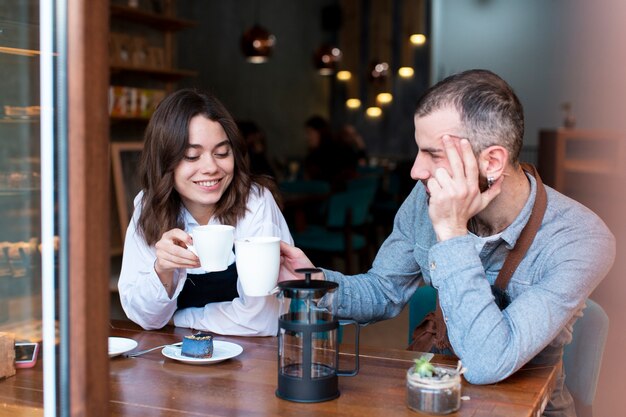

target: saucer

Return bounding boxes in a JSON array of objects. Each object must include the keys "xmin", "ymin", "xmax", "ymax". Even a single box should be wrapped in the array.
[
  {"xmin": 108, "ymin": 337, "xmax": 138, "ymax": 358},
  {"xmin": 162, "ymin": 341, "xmax": 243, "ymax": 365}
]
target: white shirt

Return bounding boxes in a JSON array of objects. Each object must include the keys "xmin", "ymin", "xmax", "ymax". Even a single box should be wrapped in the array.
[{"xmin": 117, "ymin": 185, "xmax": 293, "ymax": 336}]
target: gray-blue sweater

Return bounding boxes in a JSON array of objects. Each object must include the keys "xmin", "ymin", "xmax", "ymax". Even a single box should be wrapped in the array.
[{"xmin": 322, "ymin": 173, "xmax": 615, "ymax": 417}]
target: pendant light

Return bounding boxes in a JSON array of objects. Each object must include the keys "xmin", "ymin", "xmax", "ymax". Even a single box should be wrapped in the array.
[
  {"xmin": 313, "ymin": 4, "xmax": 343, "ymax": 75},
  {"xmin": 367, "ymin": 0, "xmax": 393, "ymax": 114},
  {"xmin": 398, "ymin": 0, "xmax": 426, "ymax": 77},
  {"xmin": 313, "ymin": 43, "xmax": 342, "ymax": 75},
  {"xmin": 241, "ymin": 24, "xmax": 276, "ymax": 63},
  {"xmin": 337, "ymin": 0, "xmax": 361, "ymax": 109},
  {"xmin": 241, "ymin": 1, "xmax": 276, "ymax": 64}
]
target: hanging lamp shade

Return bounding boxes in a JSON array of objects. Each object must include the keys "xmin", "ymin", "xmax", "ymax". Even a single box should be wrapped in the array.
[
  {"xmin": 313, "ymin": 43, "xmax": 342, "ymax": 75},
  {"xmin": 338, "ymin": 0, "xmax": 361, "ymax": 108},
  {"xmin": 368, "ymin": 59, "xmax": 390, "ymax": 82},
  {"xmin": 368, "ymin": 0, "xmax": 393, "ymax": 109},
  {"xmin": 240, "ymin": 24, "xmax": 276, "ymax": 63},
  {"xmin": 407, "ymin": 0, "xmax": 427, "ymax": 47},
  {"xmin": 365, "ymin": 60, "xmax": 385, "ymax": 117},
  {"xmin": 398, "ymin": 0, "xmax": 426, "ymax": 77},
  {"xmin": 368, "ymin": 59, "xmax": 393, "ymax": 106}
]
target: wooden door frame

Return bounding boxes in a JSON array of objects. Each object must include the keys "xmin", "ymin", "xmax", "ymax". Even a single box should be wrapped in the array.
[{"xmin": 68, "ymin": 0, "xmax": 110, "ymax": 415}]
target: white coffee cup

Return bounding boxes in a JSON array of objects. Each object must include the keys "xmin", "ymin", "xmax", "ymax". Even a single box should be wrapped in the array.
[
  {"xmin": 188, "ymin": 225, "xmax": 235, "ymax": 272},
  {"xmin": 235, "ymin": 236, "xmax": 281, "ymax": 297}
]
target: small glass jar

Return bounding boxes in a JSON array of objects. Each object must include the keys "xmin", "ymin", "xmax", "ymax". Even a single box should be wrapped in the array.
[{"xmin": 406, "ymin": 365, "xmax": 461, "ymax": 415}]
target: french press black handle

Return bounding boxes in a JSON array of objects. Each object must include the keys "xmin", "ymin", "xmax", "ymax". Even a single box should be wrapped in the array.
[{"xmin": 337, "ymin": 319, "xmax": 359, "ymax": 377}]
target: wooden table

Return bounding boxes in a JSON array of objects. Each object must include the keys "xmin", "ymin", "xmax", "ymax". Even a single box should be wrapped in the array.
[{"xmin": 1, "ymin": 320, "xmax": 557, "ymax": 416}]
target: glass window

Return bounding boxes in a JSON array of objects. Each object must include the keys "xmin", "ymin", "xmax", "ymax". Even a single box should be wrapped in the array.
[
  {"xmin": 0, "ymin": 2, "xmax": 46, "ymax": 345},
  {"xmin": 0, "ymin": 1, "xmax": 65, "ymax": 414}
]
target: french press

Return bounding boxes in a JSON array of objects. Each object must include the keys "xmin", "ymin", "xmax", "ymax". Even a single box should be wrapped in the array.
[{"xmin": 276, "ymin": 268, "xmax": 359, "ymax": 403}]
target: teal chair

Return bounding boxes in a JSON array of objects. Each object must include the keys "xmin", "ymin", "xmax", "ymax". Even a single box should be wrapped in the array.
[
  {"xmin": 280, "ymin": 179, "xmax": 331, "ymax": 229},
  {"xmin": 407, "ymin": 285, "xmax": 437, "ymax": 345},
  {"xmin": 356, "ymin": 165, "xmax": 385, "ymax": 177},
  {"xmin": 563, "ymin": 299, "xmax": 609, "ymax": 417},
  {"xmin": 292, "ymin": 187, "xmax": 375, "ymax": 274},
  {"xmin": 370, "ymin": 170, "xmax": 405, "ymax": 246},
  {"xmin": 346, "ymin": 176, "xmax": 379, "ymax": 214},
  {"xmin": 347, "ymin": 175, "xmax": 381, "ymax": 250}
]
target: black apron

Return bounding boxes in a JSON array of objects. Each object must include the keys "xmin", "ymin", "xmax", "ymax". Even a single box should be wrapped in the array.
[{"xmin": 177, "ymin": 261, "xmax": 239, "ymax": 309}]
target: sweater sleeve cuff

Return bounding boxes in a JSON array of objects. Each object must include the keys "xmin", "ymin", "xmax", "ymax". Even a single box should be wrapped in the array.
[{"xmin": 428, "ymin": 234, "xmax": 481, "ymax": 288}]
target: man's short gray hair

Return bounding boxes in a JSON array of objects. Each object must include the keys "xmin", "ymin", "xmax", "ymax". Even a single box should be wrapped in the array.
[{"xmin": 415, "ymin": 69, "xmax": 524, "ymax": 166}]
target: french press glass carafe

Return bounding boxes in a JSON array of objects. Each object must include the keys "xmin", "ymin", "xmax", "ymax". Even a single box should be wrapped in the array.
[{"xmin": 276, "ymin": 268, "xmax": 359, "ymax": 402}]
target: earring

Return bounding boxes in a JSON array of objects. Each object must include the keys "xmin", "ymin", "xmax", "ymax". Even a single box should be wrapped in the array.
[{"xmin": 487, "ymin": 177, "xmax": 495, "ymax": 188}]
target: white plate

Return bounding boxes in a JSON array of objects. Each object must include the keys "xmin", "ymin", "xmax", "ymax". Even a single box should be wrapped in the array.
[
  {"xmin": 161, "ymin": 340, "xmax": 243, "ymax": 365},
  {"xmin": 108, "ymin": 337, "xmax": 138, "ymax": 358}
]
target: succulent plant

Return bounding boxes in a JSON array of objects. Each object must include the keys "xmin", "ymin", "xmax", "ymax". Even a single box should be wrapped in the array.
[{"xmin": 413, "ymin": 355, "xmax": 436, "ymax": 378}]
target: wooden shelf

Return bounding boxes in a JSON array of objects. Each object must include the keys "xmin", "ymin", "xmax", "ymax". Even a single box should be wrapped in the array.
[
  {"xmin": 110, "ymin": 115, "xmax": 150, "ymax": 123},
  {"xmin": 563, "ymin": 159, "xmax": 615, "ymax": 175},
  {"xmin": 110, "ymin": 5, "xmax": 197, "ymax": 31},
  {"xmin": 538, "ymin": 128, "xmax": 625, "ymax": 192},
  {"xmin": 0, "ymin": 118, "xmax": 39, "ymax": 124},
  {"xmin": 0, "ymin": 188, "xmax": 40, "ymax": 196},
  {"xmin": 110, "ymin": 64, "xmax": 197, "ymax": 81}
]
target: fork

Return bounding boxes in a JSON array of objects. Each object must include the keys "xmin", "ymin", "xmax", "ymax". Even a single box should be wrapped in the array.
[{"xmin": 124, "ymin": 342, "xmax": 182, "ymax": 358}]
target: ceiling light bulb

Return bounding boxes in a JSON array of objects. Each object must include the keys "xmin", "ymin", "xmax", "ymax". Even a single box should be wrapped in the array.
[
  {"xmin": 337, "ymin": 71, "xmax": 352, "ymax": 81},
  {"xmin": 346, "ymin": 98, "xmax": 361, "ymax": 109},
  {"xmin": 366, "ymin": 107, "xmax": 382, "ymax": 118},
  {"xmin": 377, "ymin": 93, "xmax": 393, "ymax": 105},
  {"xmin": 398, "ymin": 67, "xmax": 414, "ymax": 78},
  {"xmin": 410, "ymin": 34, "xmax": 427, "ymax": 46}
]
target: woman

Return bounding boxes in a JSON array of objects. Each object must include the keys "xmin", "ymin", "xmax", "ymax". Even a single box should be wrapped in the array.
[{"xmin": 118, "ymin": 89, "xmax": 293, "ymax": 335}]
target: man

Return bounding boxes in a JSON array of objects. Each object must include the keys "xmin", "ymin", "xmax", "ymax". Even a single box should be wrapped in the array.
[{"xmin": 279, "ymin": 69, "xmax": 615, "ymax": 417}]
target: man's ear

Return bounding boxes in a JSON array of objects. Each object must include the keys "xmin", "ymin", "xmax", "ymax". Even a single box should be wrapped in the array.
[{"xmin": 479, "ymin": 145, "xmax": 508, "ymax": 180}]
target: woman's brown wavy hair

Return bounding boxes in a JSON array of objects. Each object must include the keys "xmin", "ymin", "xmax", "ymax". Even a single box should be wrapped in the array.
[{"xmin": 137, "ymin": 89, "xmax": 279, "ymax": 246}]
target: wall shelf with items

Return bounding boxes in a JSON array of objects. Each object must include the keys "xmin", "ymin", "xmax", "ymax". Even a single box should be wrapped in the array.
[
  {"xmin": 109, "ymin": 86, "xmax": 166, "ymax": 120},
  {"xmin": 108, "ymin": 0, "xmax": 197, "ymax": 120},
  {"xmin": 108, "ymin": 1, "xmax": 197, "ymax": 262},
  {"xmin": 109, "ymin": 1, "xmax": 197, "ymax": 86}
]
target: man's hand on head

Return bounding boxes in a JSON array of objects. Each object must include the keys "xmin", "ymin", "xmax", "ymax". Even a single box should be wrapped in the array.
[{"xmin": 427, "ymin": 135, "xmax": 503, "ymax": 241}]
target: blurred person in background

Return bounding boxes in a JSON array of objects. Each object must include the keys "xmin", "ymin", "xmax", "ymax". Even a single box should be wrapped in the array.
[
  {"xmin": 338, "ymin": 123, "xmax": 368, "ymax": 167},
  {"xmin": 303, "ymin": 115, "xmax": 357, "ymax": 190},
  {"xmin": 237, "ymin": 120, "xmax": 277, "ymax": 179}
]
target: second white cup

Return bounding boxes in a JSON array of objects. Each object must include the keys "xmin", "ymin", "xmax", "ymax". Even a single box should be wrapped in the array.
[
  {"xmin": 235, "ymin": 236, "xmax": 281, "ymax": 297},
  {"xmin": 189, "ymin": 225, "xmax": 235, "ymax": 272}
]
